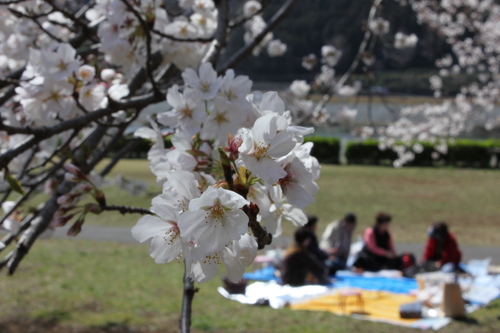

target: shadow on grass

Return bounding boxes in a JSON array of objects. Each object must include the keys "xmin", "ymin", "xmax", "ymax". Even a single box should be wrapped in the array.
[
  {"xmin": 0, "ymin": 316, "xmax": 178, "ymax": 333},
  {"xmin": 453, "ymin": 316, "xmax": 480, "ymax": 325}
]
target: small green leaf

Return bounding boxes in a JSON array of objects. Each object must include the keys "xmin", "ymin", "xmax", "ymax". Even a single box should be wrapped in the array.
[{"xmin": 5, "ymin": 171, "xmax": 25, "ymax": 195}]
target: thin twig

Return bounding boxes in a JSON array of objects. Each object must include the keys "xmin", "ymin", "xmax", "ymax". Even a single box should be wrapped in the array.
[
  {"xmin": 100, "ymin": 205, "xmax": 152, "ymax": 215},
  {"xmin": 219, "ymin": 0, "xmax": 300, "ymax": 73},
  {"xmin": 120, "ymin": 0, "xmax": 161, "ymax": 97},
  {"xmin": 100, "ymin": 139, "xmax": 141, "ymax": 177},
  {"xmin": 151, "ymin": 28, "xmax": 214, "ymax": 43},
  {"xmin": 0, "ymin": 92, "xmax": 163, "ymax": 170}
]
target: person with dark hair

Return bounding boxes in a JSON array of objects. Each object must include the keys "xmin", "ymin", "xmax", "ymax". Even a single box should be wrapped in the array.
[
  {"xmin": 320, "ymin": 213, "xmax": 357, "ymax": 274},
  {"xmin": 421, "ymin": 222, "xmax": 462, "ymax": 272},
  {"xmin": 303, "ymin": 215, "xmax": 329, "ymax": 263},
  {"xmin": 353, "ymin": 212, "xmax": 400, "ymax": 272},
  {"xmin": 280, "ymin": 228, "xmax": 329, "ymax": 287}
]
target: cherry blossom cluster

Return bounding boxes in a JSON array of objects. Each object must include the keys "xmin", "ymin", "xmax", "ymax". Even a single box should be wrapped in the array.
[
  {"xmin": 282, "ymin": 0, "xmax": 500, "ymax": 167},
  {"xmin": 0, "ymin": 0, "xmax": 300, "ymax": 279},
  {"xmin": 242, "ymin": 0, "xmax": 287, "ymax": 57},
  {"xmin": 374, "ymin": 0, "xmax": 500, "ymax": 166},
  {"xmin": 132, "ymin": 62, "xmax": 319, "ymax": 283}
]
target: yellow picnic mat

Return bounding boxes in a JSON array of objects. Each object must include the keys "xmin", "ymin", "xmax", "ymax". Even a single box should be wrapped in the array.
[{"xmin": 290, "ymin": 289, "xmax": 419, "ymax": 326}]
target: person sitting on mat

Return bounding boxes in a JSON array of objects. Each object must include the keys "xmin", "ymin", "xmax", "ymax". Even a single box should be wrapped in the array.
[
  {"xmin": 302, "ymin": 215, "xmax": 329, "ymax": 263},
  {"xmin": 320, "ymin": 213, "xmax": 357, "ymax": 275},
  {"xmin": 280, "ymin": 228, "xmax": 329, "ymax": 286},
  {"xmin": 353, "ymin": 212, "xmax": 401, "ymax": 272},
  {"xmin": 421, "ymin": 222, "xmax": 462, "ymax": 272}
]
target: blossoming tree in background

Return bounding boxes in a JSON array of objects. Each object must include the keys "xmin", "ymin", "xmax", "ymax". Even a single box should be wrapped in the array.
[
  {"xmin": 0, "ymin": 0, "xmax": 499, "ymax": 332},
  {"xmin": 285, "ymin": 0, "xmax": 500, "ymax": 166}
]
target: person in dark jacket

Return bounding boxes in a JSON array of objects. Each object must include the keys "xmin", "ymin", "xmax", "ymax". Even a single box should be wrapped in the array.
[
  {"xmin": 281, "ymin": 228, "xmax": 329, "ymax": 287},
  {"xmin": 302, "ymin": 215, "xmax": 329, "ymax": 262},
  {"xmin": 353, "ymin": 212, "xmax": 401, "ymax": 272},
  {"xmin": 421, "ymin": 222, "xmax": 462, "ymax": 272}
]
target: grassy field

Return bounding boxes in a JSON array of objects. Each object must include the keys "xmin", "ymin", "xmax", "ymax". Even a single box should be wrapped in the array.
[
  {"xmin": 1, "ymin": 239, "xmax": 499, "ymax": 333},
  {"xmin": 93, "ymin": 159, "xmax": 500, "ymax": 246},
  {"xmin": 1, "ymin": 161, "xmax": 499, "ymax": 332}
]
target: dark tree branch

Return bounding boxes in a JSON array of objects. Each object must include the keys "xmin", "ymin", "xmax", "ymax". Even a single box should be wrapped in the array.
[
  {"xmin": 120, "ymin": 0, "xmax": 161, "ymax": 97},
  {"xmin": 151, "ymin": 28, "xmax": 214, "ymax": 43},
  {"xmin": 0, "ymin": 0, "xmax": 27, "ymax": 4},
  {"xmin": 0, "ymin": 92, "xmax": 164, "ymax": 170},
  {"xmin": 180, "ymin": 261, "xmax": 198, "ymax": 333},
  {"xmin": 0, "ymin": 67, "xmax": 25, "ymax": 90},
  {"xmin": 100, "ymin": 205, "xmax": 152, "ymax": 215},
  {"xmin": 203, "ymin": 0, "xmax": 230, "ymax": 66},
  {"xmin": 0, "ymin": 87, "xmax": 16, "ymax": 109},
  {"xmin": 0, "ymin": 213, "xmax": 36, "ymax": 252},
  {"xmin": 243, "ymin": 204, "xmax": 272, "ymax": 250},
  {"xmin": 24, "ymin": 129, "xmax": 77, "ymax": 175},
  {"xmin": 100, "ymin": 138, "xmax": 141, "ymax": 177},
  {"xmin": 128, "ymin": 52, "xmax": 163, "ymax": 95},
  {"xmin": 8, "ymin": 8, "xmax": 66, "ymax": 43},
  {"xmin": 313, "ymin": 0, "xmax": 382, "ymax": 115},
  {"xmin": 44, "ymin": 0, "xmax": 89, "ymax": 29},
  {"xmin": 227, "ymin": 0, "xmax": 274, "ymax": 28},
  {"xmin": 3, "ymin": 123, "xmax": 109, "ymax": 274},
  {"xmin": 219, "ymin": 0, "xmax": 300, "ymax": 73},
  {"xmin": 0, "ymin": 187, "xmax": 36, "ymax": 230}
]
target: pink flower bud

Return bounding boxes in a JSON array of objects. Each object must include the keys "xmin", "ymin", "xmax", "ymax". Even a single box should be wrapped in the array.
[
  {"xmin": 78, "ymin": 183, "xmax": 93, "ymax": 192},
  {"xmin": 64, "ymin": 163, "xmax": 81, "ymax": 176},
  {"xmin": 44, "ymin": 179, "xmax": 58, "ymax": 195},
  {"xmin": 64, "ymin": 164, "xmax": 88, "ymax": 181},
  {"xmin": 64, "ymin": 172, "xmax": 79, "ymax": 182},
  {"xmin": 57, "ymin": 195, "xmax": 72, "ymax": 205},
  {"xmin": 67, "ymin": 216, "xmax": 85, "ymax": 237},
  {"xmin": 51, "ymin": 214, "xmax": 75, "ymax": 227}
]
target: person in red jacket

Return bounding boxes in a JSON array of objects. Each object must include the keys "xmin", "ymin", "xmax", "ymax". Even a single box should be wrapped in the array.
[{"xmin": 422, "ymin": 222, "xmax": 462, "ymax": 272}]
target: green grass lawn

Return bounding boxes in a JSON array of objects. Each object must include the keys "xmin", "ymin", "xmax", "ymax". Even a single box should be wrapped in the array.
[
  {"xmin": 1, "ymin": 239, "xmax": 500, "ymax": 333},
  {"xmin": 93, "ymin": 159, "xmax": 500, "ymax": 246}
]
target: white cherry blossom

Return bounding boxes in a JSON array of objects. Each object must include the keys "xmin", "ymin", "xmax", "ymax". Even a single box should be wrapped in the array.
[
  {"xmin": 132, "ymin": 201, "xmax": 183, "ymax": 263},
  {"xmin": 182, "ymin": 62, "xmax": 223, "ymax": 100},
  {"xmin": 178, "ymin": 186, "xmax": 249, "ymax": 255}
]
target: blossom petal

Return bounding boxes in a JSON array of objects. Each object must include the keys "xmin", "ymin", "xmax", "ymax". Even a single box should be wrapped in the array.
[
  {"xmin": 131, "ymin": 215, "xmax": 169, "ymax": 243},
  {"xmin": 259, "ymin": 91, "xmax": 285, "ymax": 114},
  {"xmin": 150, "ymin": 232, "xmax": 182, "ymax": 263},
  {"xmin": 283, "ymin": 182, "xmax": 315, "ymax": 207},
  {"xmin": 254, "ymin": 156, "xmax": 287, "ymax": 184},
  {"xmin": 267, "ymin": 130, "xmax": 296, "ymax": 158}
]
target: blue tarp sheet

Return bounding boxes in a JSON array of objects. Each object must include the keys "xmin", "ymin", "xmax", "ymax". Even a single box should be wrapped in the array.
[{"xmin": 243, "ymin": 267, "xmax": 418, "ymax": 294}]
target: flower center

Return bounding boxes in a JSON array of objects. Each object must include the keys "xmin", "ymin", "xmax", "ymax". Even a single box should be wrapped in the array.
[
  {"xmin": 180, "ymin": 106, "xmax": 193, "ymax": 118},
  {"xmin": 253, "ymin": 141, "xmax": 270, "ymax": 159},
  {"xmin": 205, "ymin": 199, "xmax": 228, "ymax": 225},
  {"xmin": 215, "ymin": 111, "xmax": 228, "ymax": 124},
  {"xmin": 164, "ymin": 223, "xmax": 180, "ymax": 245},
  {"xmin": 58, "ymin": 60, "xmax": 68, "ymax": 71},
  {"xmin": 200, "ymin": 81, "xmax": 210, "ymax": 93},
  {"xmin": 203, "ymin": 253, "xmax": 221, "ymax": 265},
  {"xmin": 225, "ymin": 89, "xmax": 236, "ymax": 101},
  {"xmin": 277, "ymin": 171, "xmax": 293, "ymax": 185}
]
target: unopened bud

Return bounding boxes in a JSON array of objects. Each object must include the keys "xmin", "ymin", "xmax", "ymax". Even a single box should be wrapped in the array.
[
  {"xmin": 64, "ymin": 164, "xmax": 88, "ymax": 181},
  {"xmin": 67, "ymin": 216, "xmax": 85, "ymax": 237},
  {"xmin": 52, "ymin": 213, "xmax": 75, "ymax": 227},
  {"xmin": 94, "ymin": 189, "xmax": 106, "ymax": 206},
  {"xmin": 85, "ymin": 203, "xmax": 102, "ymax": 215}
]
